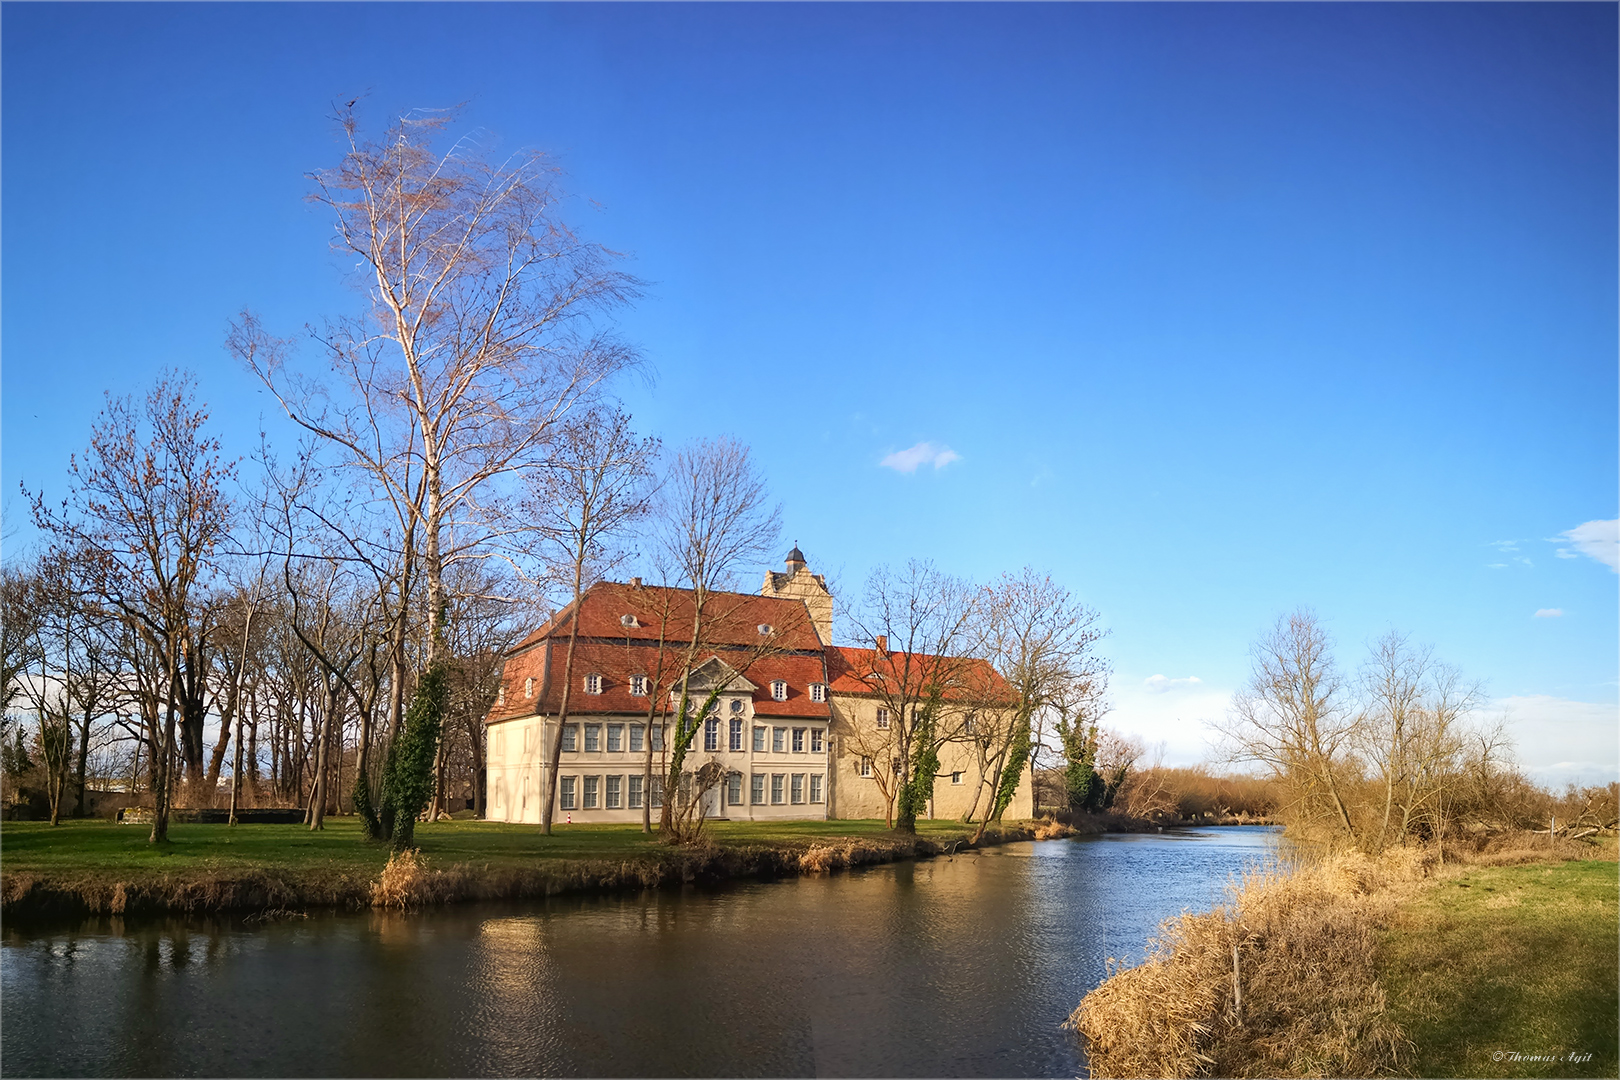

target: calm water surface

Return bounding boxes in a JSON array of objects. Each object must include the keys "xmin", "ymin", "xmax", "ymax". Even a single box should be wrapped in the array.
[{"xmin": 2, "ymin": 828, "xmax": 1279, "ymax": 1077}]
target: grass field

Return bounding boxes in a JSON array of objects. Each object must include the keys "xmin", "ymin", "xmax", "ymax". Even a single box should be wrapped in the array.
[
  {"xmin": 0, "ymin": 815, "xmax": 982, "ymax": 880},
  {"xmin": 1379, "ymin": 857, "xmax": 1619, "ymax": 1079}
]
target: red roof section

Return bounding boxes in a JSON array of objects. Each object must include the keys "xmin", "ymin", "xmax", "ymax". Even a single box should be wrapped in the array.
[
  {"xmin": 489, "ymin": 582, "xmax": 831, "ymax": 723},
  {"xmin": 824, "ymin": 645, "xmax": 1012, "ymax": 705}
]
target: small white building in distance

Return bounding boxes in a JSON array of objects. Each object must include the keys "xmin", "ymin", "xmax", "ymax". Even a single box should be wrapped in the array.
[{"xmin": 483, "ymin": 548, "xmax": 1033, "ymax": 824}]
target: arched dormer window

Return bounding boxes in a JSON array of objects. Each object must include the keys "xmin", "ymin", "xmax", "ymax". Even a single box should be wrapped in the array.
[
  {"xmin": 771, "ymin": 680, "xmax": 788, "ymax": 701},
  {"xmin": 585, "ymin": 673, "xmax": 603, "ymax": 695},
  {"xmin": 524, "ymin": 677, "xmax": 534, "ymax": 699}
]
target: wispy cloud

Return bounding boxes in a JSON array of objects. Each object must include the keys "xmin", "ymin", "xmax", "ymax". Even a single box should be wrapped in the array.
[
  {"xmin": 1533, "ymin": 608, "xmax": 1564, "ymax": 619},
  {"xmin": 879, "ymin": 441, "xmax": 961, "ymax": 474},
  {"xmin": 1486, "ymin": 539, "xmax": 1532, "ymax": 568},
  {"xmin": 1144, "ymin": 674, "xmax": 1203, "ymax": 693},
  {"xmin": 1552, "ymin": 518, "xmax": 1619, "ymax": 572}
]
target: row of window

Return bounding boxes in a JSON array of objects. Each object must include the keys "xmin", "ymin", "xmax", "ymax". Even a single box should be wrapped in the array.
[
  {"xmin": 504, "ymin": 674, "xmax": 828, "ymax": 704},
  {"xmin": 703, "ymin": 720, "xmax": 826, "ymax": 755},
  {"xmin": 855, "ymin": 757, "xmax": 966, "ymax": 786},
  {"xmin": 558, "ymin": 774, "xmax": 665, "ymax": 811}
]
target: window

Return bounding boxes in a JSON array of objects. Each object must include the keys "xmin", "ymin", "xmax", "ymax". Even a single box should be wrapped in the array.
[
  {"xmin": 629, "ymin": 724, "xmax": 645, "ymax": 753},
  {"xmin": 497, "ymin": 684, "xmax": 505, "ymax": 706},
  {"xmin": 630, "ymin": 674, "xmax": 648, "ymax": 697},
  {"xmin": 494, "ymin": 779, "xmax": 504, "ymax": 809},
  {"xmin": 560, "ymin": 776, "xmax": 577, "ymax": 810},
  {"xmin": 523, "ymin": 726, "xmax": 534, "ymax": 753},
  {"xmin": 875, "ymin": 707, "xmax": 890, "ymax": 730},
  {"xmin": 810, "ymin": 774, "xmax": 824, "ymax": 803},
  {"xmin": 561, "ymin": 725, "xmax": 578, "ymax": 753},
  {"xmin": 606, "ymin": 775, "xmax": 623, "ymax": 808},
  {"xmin": 585, "ymin": 673, "xmax": 603, "ymax": 695},
  {"xmin": 951, "ymin": 771, "xmax": 964, "ymax": 785},
  {"xmin": 791, "ymin": 728, "xmax": 805, "ymax": 753},
  {"xmin": 584, "ymin": 724, "xmax": 601, "ymax": 752},
  {"xmin": 727, "ymin": 773, "xmax": 743, "ymax": 806},
  {"xmin": 771, "ymin": 774, "xmax": 785, "ymax": 804},
  {"xmin": 628, "ymin": 775, "xmax": 644, "ymax": 809},
  {"xmin": 772, "ymin": 727, "xmax": 786, "ymax": 752},
  {"xmin": 810, "ymin": 728, "xmax": 824, "ymax": 754},
  {"xmin": 771, "ymin": 680, "xmax": 788, "ymax": 701},
  {"xmin": 809, "ymin": 683, "xmax": 826, "ymax": 703},
  {"xmin": 704, "ymin": 717, "xmax": 720, "ymax": 752},
  {"xmin": 752, "ymin": 726, "xmax": 766, "ymax": 752},
  {"xmin": 963, "ymin": 716, "xmax": 976, "ymax": 735},
  {"xmin": 859, "ymin": 756, "xmax": 873, "ymax": 778},
  {"xmin": 729, "ymin": 697, "xmax": 744, "ymax": 715},
  {"xmin": 651, "ymin": 724, "xmax": 665, "ymax": 751},
  {"xmin": 607, "ymin": 724, "xmax": 624, "ymax": 753},
  {"xmin": 791, "ymin": 773, "xmax": 805, "ymax": 804},
  {"xmin": 494, "ymin": 730, "xmax": 505, "ymax": 758},
  {"xmin": 649, "ymin": 776, "xmax": 664, "ymax": 809},
  {"xmin": 524, "ymin": 677, "xmax": 535, "ymax": 699},
  {"xmin": 729, "ymin": 718, "xmax": 744, "ymax": 752},
  {"xmin": 583, "ymin": 776, "xmax": 600, "ymax": 809},
  {"xmin": 751, "ymin": 774, "xmax": 765, "ymax": 805},
  {"xmin": 523, "ymin": 774, "xmax": 531, "ymax": 813}
]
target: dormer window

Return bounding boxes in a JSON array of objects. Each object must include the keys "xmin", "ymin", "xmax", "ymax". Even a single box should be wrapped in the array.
[
  {"xmin": 630, "ymin": 674, "xmax": 648, "ymax": 697},
  {"xmin": 771, "ymin": 680, "xmax": 788, "ymax": 701},
  {"xmin": 524, "ymin": 677, "xmax": 534, "ymax": 700},
  {"xmin": 621, "ymin": 614, "xmax": 640, "ymax": 628},
  {"xmin": 497, "ymin": 684, "xmax": 506, "ymax": 706},
  {"xmin": 809, "ymin": 683, "xmax": 826, "ymax": 703},
  {"xmin": 757, "ymin": 624, "xmax": 774, "ymax": 636},
  {"xmin": 585, "ymin": 673, "xmax": 603, "ymax": 695}
]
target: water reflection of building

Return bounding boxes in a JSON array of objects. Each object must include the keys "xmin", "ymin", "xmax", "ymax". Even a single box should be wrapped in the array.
[{"xmin": 483, "ymin": 549, "xmax": 1032, "ymax": 824}]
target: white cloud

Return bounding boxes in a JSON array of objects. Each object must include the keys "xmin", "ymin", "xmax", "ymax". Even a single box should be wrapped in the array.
[
  {"xmin": 879, "ymin": 441, "xmax": 961, "ymax": 474},
  {"xmin": 1533, "ymin": 608, "xmax": 1564, "ymax": 619},
  {"xmin": 1143, "ymin": 674, "xmax": 1203, "ymax": 693},
  {"xmin": 1552, "ymin": 518, "xmax": 1619, "ymax": 572},
  {"xmin": 1494, "ymin": 696, "xmax": 1620, "ymax": 787}
]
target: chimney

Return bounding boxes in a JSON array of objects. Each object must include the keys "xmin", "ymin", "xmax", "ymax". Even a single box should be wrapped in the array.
[{"xmin": 875, "ymin": 635, "xmax": 888, "ymax": 653}]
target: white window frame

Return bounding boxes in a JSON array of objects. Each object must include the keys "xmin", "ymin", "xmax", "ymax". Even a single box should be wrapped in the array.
[
  {"xmin": 607, "ymin": 724, "xmax": 624, "ymax": 753},
  {"xmin": 628, "ymin": 774, "xmax": 644, "ymax": 809},
  {"xmin": 651, "ymin": 724, "xmax": 665, "ymax": 751},
  {"xmin": 729, "ymin": 697, "xmax": 745, "ymax": 715},
  {"xmin": 770, "ymin": 774, "xmax": 785, "ymax": 804},
  {"xmin": 771, "ymin": 680, "xmax": 788, "ymax": 701},
  {"xmin": 585, "ymin": 673, "xmax": 603, "ymax": 695},
  {"xmin": 875, "ymin": 707, "xmax": 890, "ymax": 730},
  {"xmin": 752, "ymin": 725, "xmax": 766, "ymax": 752},
  {"xmin": 524, "ymin": 677, "xmax": 535, "ymax": 699},
  {"xmin": 727, "ymin": 773, "xmax": 743, "ymax": 806},
  {"xmin": 790, "ymin": 773, "xmax": 805, "ymax": 804},
  {"xmin": 606, "ymin": 774, "xmax": 622, "ymax": 809},
  {"xmin": 560, "ymin": 776, "xmax": 577, "ymax": 810},
  {"xmin": 561, "ymin": 724, "xmax": 578, "ymax": 753},
  {"xmin": 791, "ymin": 727, "xmax": 805, "ymax": 753},
  {"xmin": 810, "ymin": 728, "xmax": 824, "ymax": 754},
  {"xmin": 859, "ymin": 756, "xmax": 873, "ymax": 778},
  {"xmin": 497, "ymin": 684, "xmax": 506, "ymax": 706},
  {"xmin": 810, "ymin": 773, "xmax": 824, "ymax": 803},
  {"xmin": 584, "ymin": 724, "xmax": 601, "ymax": 752},
  {"xmin": 630, "ymin": 674, "xmax": 648, "ymax": 697},
  {"xmin": 951, "ymin": 771, "xmax": 964, "ymax": 785},
  {"xmin": 629, "ymin": 723, "xmax": 645, "ymax": 753},
  {"xmin": 704, "ymin": 717, "xmax": 720, "ymax": 752},
  {"xmin": 729, "ymin": 718, "xmax": 744, "ymax": 752},
  {"xmin": 809, "ymin": 683, "xmax": 826, "ymax": 703},
  {"xmin": 772, "ymin": 727, "xmax": 786, "ymax": 752},
  {"xmin": 751, "ymin": 773, "xmax": 766, "ymax": 804},
  {"xmin": 583, "ymin": 775, "xmax": 600, "ymax": 809}
]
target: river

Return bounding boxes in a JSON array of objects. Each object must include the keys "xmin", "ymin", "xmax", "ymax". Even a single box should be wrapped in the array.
[{"xmin": 2, "ymin": 827, "xmax": 1279, "ymax": 1077}]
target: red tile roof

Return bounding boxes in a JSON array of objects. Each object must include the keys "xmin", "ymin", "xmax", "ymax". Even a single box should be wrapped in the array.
[
  {"xmin": 489, "ymin": 582, "xmax": 831, "ymax": 723},
  {"xmin": 824, "ymin": 645, "xmax": 1011, "ymax": 705}
]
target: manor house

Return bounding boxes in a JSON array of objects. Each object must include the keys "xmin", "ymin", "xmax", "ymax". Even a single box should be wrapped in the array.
[{"xmin": 483, "ymin": 548, "xmax": 1033, "ymax": 824}]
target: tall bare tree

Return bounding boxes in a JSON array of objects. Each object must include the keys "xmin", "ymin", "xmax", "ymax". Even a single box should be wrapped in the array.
[
  {"xmin": 234, "ymin": 105, "xmax": 637, "ymax": 670},
  {"xmin": 29, "ymin": 373, "xmax": 234, "ymax": 842},
  {"xmin": 528, "ymin": 408, "xmax": 658, "ymax": 834},
  {"xmin": 844, "ymin": 561, "xmax": 979, "ymax": 833},
  {"xmin": 1219, "ymin": 610, "xmax": 1358, "ymax": 842}
]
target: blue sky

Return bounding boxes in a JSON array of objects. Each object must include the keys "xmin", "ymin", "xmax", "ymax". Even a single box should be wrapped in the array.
[{"xmin": 4, "ymin": 3, "xmax": 1615, "ymax": 781}]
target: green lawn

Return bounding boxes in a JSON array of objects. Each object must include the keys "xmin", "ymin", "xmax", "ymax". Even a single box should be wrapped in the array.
[
  {"xmin": 1379, "ymin": 858, "xmax": 1620, "ymax": 1079},
  {"xmin": 1, "ymin": 815, "xmax": 983, "ymax": 880}
]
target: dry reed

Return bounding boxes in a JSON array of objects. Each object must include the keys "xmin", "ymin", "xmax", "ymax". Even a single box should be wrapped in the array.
[{"xmin": 1069, "ymin": 848, "xmax": 1435, "ymax": 1078}]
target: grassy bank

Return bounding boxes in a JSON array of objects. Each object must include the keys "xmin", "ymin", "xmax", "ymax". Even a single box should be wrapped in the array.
[
  {"xmin": 1069, "ymin": 840, "xmax": 1618, "ymax": 1079},
  {"xmin": 1380, "ymin": 859, "xmax": 1618, "ymax": 1078},
  {"xmin": 0, "ymin": 816, "xmax": 1043, "ymax": 919}
]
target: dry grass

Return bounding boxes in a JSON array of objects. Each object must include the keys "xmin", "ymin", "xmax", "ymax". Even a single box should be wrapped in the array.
[{"xmin": 1070, "ymin": 848, "xmax": 1434, "ymax": 1079}]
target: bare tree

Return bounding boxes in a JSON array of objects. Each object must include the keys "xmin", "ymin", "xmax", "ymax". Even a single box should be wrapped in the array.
[
  {"xmin": 654, "ymin": 438, "xmax": 780, "ymax": 841},
  {"xmin": 29, "ymin": 373, "xmax": 233, "ymax": 842},
  {"xmin": 968, "ymin": 568, "xmax": 1108, "ymax": 839},
  {"xmin": 528, "ymin": 408, "xmax": 657, "ymax": 834},
  {"xmin": 1218, "ymin": 610, "xmax": 1358, "ymax": 842},
  {"xmin": 234, "ymin": 105, "xmax": 637, "ymax": 671},
  {"xmin": 844, "ymin": 561, "xmax": 979, "ymax": 833}
]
